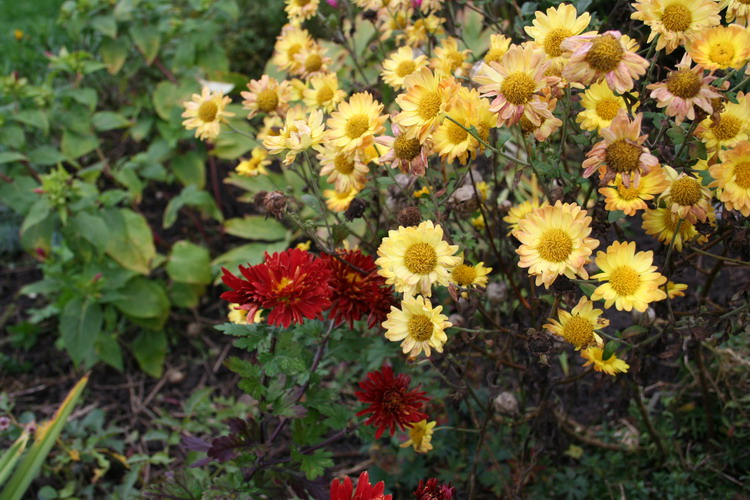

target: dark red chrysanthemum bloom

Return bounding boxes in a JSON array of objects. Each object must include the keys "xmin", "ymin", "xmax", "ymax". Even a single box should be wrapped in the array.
[
  {"xmin": 413, "ymin": 478, "xmax": 456, "ymax": 500},
  {"xmin": 321, "ymin": 249, "xmax": 395, "ymax": 328},
  {"xmin": 330, "ymin": 471, "xmax": 392, "ymax": 500},
  {"xmin": 355, "ymin": 365, "xmax": 429, "ymax": 439},
  {"xmin": 220, "ymin": 248, "xmax": 332, "ymax": 328}
]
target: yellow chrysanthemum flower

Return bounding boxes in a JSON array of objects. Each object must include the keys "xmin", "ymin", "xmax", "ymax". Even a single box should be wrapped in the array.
[
  {"xmin": 503, "ymin": 197, "xmax": 548, "ymax": 235},
  {"xmin": 524, "ymin": 3, "xmax": 592, "ymax": 71},
  {"xmin": 484, "ymin": 34, "xmax": 512, "ymax": 65},
  {"xmin": 381, "ymin": 46, "xmax": 429, "ymax": 91},
  {"xmin": 450, "ymin": 255, "xmax": 492, "ymax": 289},
  {"xmin": 302, "ymin": 73, "xmax": 346, "ymax": 113},
  {"xmin": 659, "ymin": 165, "xmax": 713, "ymax": 223},
  {"xmin": 318, "ymin": 143, "xmax": 369, "ymax": 192},
  {"xmin": 561, "ymin": 30, "xmax": 649, "ymax": 93},
  {"xmin": 431, "ymin": 37, "xmax": 472, "ymax": 77},
  {"xmin": 181, "ymin": 87, "xmax": 234, "ymax": 142},
  {"xmin": 241, "ymin": 75, "xmax": 292, "ymax": 119},
  {"xmin": 394, "ymin": 67, "xmax": 460, "ymax": 143},
  {"xmin": 599, "ymin": 169, "xmax": 669, "ymax": 216},
  {"xmin": 513, "ymin": 201, "xmax": 600, "ymax": 288},
  {"xmin": 293, "ymin": 42, "xmax": 332, "ymax": 79},
  {"xmin": 413, "ymin": 185, "xmax": 431, "ymax": 198},
  {"xmin": 272, "ymin": 24, "xmax": 313, "ymax": 73},
  {"xmin": 326, "ymin": 92, "xmax": 387, "ymax": 153},
  {"xmin": 710, "ymin": 140, "xmax": 750, "ymax": 216},
  {"xmin": 519, "ymin": 93, "xmax": 563, "ymax": 142},
  {"xmin": 576, "ymin": 80, "xmax": 637, "ymax": 132},
  {"xmin": 376, "ymin": 220, "xmax": 461, "ymax": 297},
  {"xmin": 263, "ymin": 108, "xmax": 326, "ymax": 165},
  {"xmin": 686, "ymin": 24, "xmax": 750, "ymax": 70},
  {"xmin": 642, "ymin": 207, "xmax": 707, "ymax": 251},
  {"xmin": 718, "ymin": 0, "xmax": 750, "ymax": 25},
  {"xmin": 285, "ymin": 0, "xmax": 320, "ymax": 24},
  {"xmin": 400, "ymin": 420, "xmax": 437, "ymax": 454},
  {"xmin": 257, "ymin": 115, "xmax": 284, "ymax": 143},
  {"xmin": 403, "ymin": 14, "xmax": 445, "ymax": 47},
  {"xmin": 473, "ymin": 44, "xmax": 557, "ymax": 128},
  {"xmin": 581, "ymin": 346, "xmax": 630, "ymax": 375},
  {"xmin": 631, "ymin": 0, "xmax": 720, "ymax": 53},
  {"xmin": 471, "ymin": 213, "xmax": 486, "ymax": 230},
  {"xmin": 696, "ymin": 91, "xmax": 750, "ymax": 151},
  {"xmin": 236, "ymin": 147, "xmax": 271, "ymax": 177},
  {"xmin": 544, "ymin": 296, "xmax": 609, "ymax": 350},
  {"xmin": 382, "ymin": 295, "xmax": 452, "ymax": 357},
  {"xmin": 228, "ymin": 304, "xmax": 263, "ymax": 324},
  {"xmin": 667, "ymin": 281, "xmax": 688, "ymax": 298},
  {"xmin": 295, "ymin": 240, "xmax": 312, "ymax": 251},
  {"xmin": 591, "ymin": 241, "xmax": 667, "ymax": 312},
  {"xmin": 323, "ymin": 187, "xmax": 359, "ymax": 212},
  {"xmin": 434, "ymin": 87, "xmax": 497, "ymax": 165}
]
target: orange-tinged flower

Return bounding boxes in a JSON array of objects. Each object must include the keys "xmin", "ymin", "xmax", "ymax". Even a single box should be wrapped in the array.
[
  {"xmin": 659, "ymin": 165, "xmax": 713, "ymax": 223},
  {"xmin": 696, "ymin": 91, "xmax": 750, "ymax": 151},
  {"xmin": 433, "ymin": 87, "xmax": 497, "ymax": 164},
  {"xmin": 484, "ymin": 34, "xmax": 512, "ymax": 65},
  {"xmin": 561, "ymin": 31, "xmax": 649, "ymax": 93},
  {"xmin": 631, "ymin": 0, "xmax": 720, "ymax": 53},
  {"xmin": 718, "ymin": 0, "xmax": 750, "ymax": 25},
  {"xmin": 241, "ymin": 75, "xmax": 292, "ymax": 119},
  {"xmin": 431, "ymin": 37, "xmax": 472, "ymax": 77},
  {"xmin": 642, "ymin": 206, "xmax": 708, "ymax": 251},
  {"xmin": 710, "ymin": 140, "xmax": 750, "ymax": 216},
  {"xmin": 376, "ymin": 120, "xmax": 431, "ymax": 177},
  {"xmin": 394, "ymin": 67, "xmax": 460, "ymax": 143},
  {"xmin": 599, "ymin": 169, "xmax": 669, "ymax": 215},
  {"xmin": 687, "ymin": 24, "xmax": 750, "ymax": 71}
]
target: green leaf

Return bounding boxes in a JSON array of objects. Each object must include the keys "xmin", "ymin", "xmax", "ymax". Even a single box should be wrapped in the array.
[
  {"xmin": 13, "ymin": 110, "xmax": 49, "ymax": 135},
  {"xmin": 167, "ymin": 240, "xmax": 211, "ymax": 285},
  {"xmin": 602, "ymin": 341, "xmax": 619, "ymax": 361},
  {"xmin": 28, "ymin": 146, "xmax": 64, "ymax": 166},
  {"xmin": 70, "ymin": 212, "xmax": 110, "ymax": 252},
  {"xmin": 168, "ymin": 282, "xmax": 204, "ymax": 308},
  {"xmin": 163, "ymin": 184, "xmax": 223, "ymax": 229},
  {"xmin": 59, "ymin": 297, "xmax": 102, "ymax": 366},
  {"xmin": 0, "ymin": 432, "xmax": 29, "ymax": 487},
  {"xmin": 103, "ymin": 208, "xmax": 156, "ymax": 275},
  {"xmin": 171, "ymin": 152, "xmax": 205, "ymax": 189},
  {"xmin": 292, "ymin": 449, "xmax": 333, "ymax": 480},
  {"xmin": 129, "ymin": 25, "xmax": 161, "ymax": 65},
  {"xmin": 0, "ymin": 151, "xmax": 27, "ymax": 165},
  {"xmin": 100, "ymin": 37, "xmax": 128, "ymax": 75},
  {"xmin": 216, "ymin": 322, "xmax": 269, "ymax": 352},
  {"xmin": 578, "ymin": 282, "xmax": 597, "ymax": 297},
  {"xmin": 90, "ymin": 15, "xmax": 117, "ymax": 38},
  {"xmin": 61, "ymin": 131, "xmax": 99, "ymax": 160},
  {"xmin": 20, "ymin": 198, "xmax": 51, "ymax": 234},
  {"xmin": 132, "ymin": 330, "xmax": 167, "ymax": 378},
  {"xmin": 607, "ymin": 210, "xmax": 627, "ymax": 223},
  {"xmin": 112, "ymin": 277, "xmax": 169, "ymax": 320},
  {"xmin": 97, "ymin": 334, "xmax": 123, "ymax": 372},
  {"xmin": 92, "ymin": 111, "xmax": 131, "ymax": 131},
  {"xmin": 224, "ymin": 216, "xmax": 287, "ymax": 241}
]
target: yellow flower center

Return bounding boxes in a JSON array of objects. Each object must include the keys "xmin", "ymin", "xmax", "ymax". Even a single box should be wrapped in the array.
[
  {"xmin": 537, "ymin": 229, "xmax": 573, "ymax": 263},
  {"xmin": 404, "ymin": 242, "xmax": 438, "ymax": 274},
  {"xmin": 407, "ymin": 314, "xmax": 434, "ymax": 341},
  {"xmin": 670, "ymin": 176, "xmax": 702, "ymax": 205},
  {"xmin": 595, "ymin": 97, "xmax": 622, "ymax": 121},
  {"xmin": 198, "ymin": 100, "xmax": 218, "ymax": 122},
  {"xmin": 446, "ymin": 51, "xmax": 464, "ymax": 71},
  {"xmin": 484, "ymin": 47, "xmax": 506, "ymax": 64},
  {"xmin": 334, "ymin": 154, "xmax": 355, "ymax": 175},
  {"xmin": 734, "ymin": 162, "xmax": 750, "ymax": 189},
  {"xmin": 316, "ymin": 86, "xmax": 334, "ymax": 105},
  {"xmin": 666, "ymin": 69, "xmax": 702, "ymax": 99},
  {"xmin": 393, "ymin": 134, "xmax": 422, "ymax": 160},
  {"xmin": 605, "ymin": 139, "xmax": 643, "ymax": 173},
  {"xmin": 543, "ymin": 28, "xmax": 573, "ymax": 58},
  {"xmin": 585, "ymin": 34, "xmax": 624, "ymax": 73},
  {"xmin": 287, "ymin": 43, "xmax": 302, "ymax": 59},
  {"xmin": 609, "ymin": 266, "xmax": 640, "ymax": 296},
  {"xmin": 275, "ymin": 276, "xmax": 293, "ymax": 293},
  {"xmin": 345, "ymin": 114, "xmax": 370, "ymax": 139},
  {"xmin": 256, "ymin": 89, "xmax": 279, "ymax": 113},
  {"xmin": 616, "ymin": 182, "xmax": 641, "ymax": 200},
  {"xmin": 409, "ymin": 423, "xmax": 427, "ymax": 443},
  {"xmin": 708, "ymin": 41, "xmax": 735, "ymax": 67},
  {"xmin": 418, "ymin": 91, "xmax": 442, "ymax": 120},
  {"xmin": 661, "ymin": 3, "xmax": 692, "ymax": 32},
  {"xmin": 396, "ymin": 59, "xmax": 417, "ymax": 77},
  {"xmin": 304, "ymin": 53, "xmax": 323, "ymax": 72},
  {"xmin": 452, "ymin": 264, "xmax": 477, "ymax": 286},
  {"xmin": 501, "ymin": 72, "xmax": 537, "ymax": 105},
  {"xmin": 562, "ymin": 316, "xmax": 595, "ymax": 348},
  {"xmin": 710, "ymin": 114, "xmax": 741, "ymax": 141},
  {"xmin": 446, "ymin": 120, "xmax": 468, "ymax": 144},
  {"xmin": 295, "ymin": 0, "xmax": 311, "ymax": 6}
]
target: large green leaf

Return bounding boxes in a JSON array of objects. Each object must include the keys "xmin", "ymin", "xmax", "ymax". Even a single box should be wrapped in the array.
[
  {"xmin": 163, "ymin": 184, "xmax": 222, "ymax": 229},
  {"xmin": 152, "ymin": 81, "xmax": 194, "ymax": 121},
  {"xmin": 224, "ymin": 216, "xmax": 288, "ymax": 241},
  {"xmin": 28, "ymin": 146, "xmax": 65, "ymax": 166},
  {"xmin": 90, "ymin": 15, "xmax": 117, "ymax": 38},
  {"xmin": 132, "ymin": 330, "xmax": 167, "ymax": 378},
  {"xmin": 13, "ymin": 110, "xmax": 49, "ymax": 135},
  {"xmin": 112, "ymin": 276, "xmax": 169, "ymax": 321},
  {"xmin": 61, "ymin": 130, "xmax": 99, "ymax": 160},
  {"xmin": 59, "ymin": 297, "xmax": 102, "ymax": 366},
  {"xmin": 130, "ymin": 25, "xmax": 161, "ymax": 65},
  {"xmin": 100, "ymin": 37, "xmax": 128, "ymax": 75},
  {"xmin": 92, "ymin": 111, "xmax": 132, "ymax": 131},
  {"xmin": 167, "ymin": 241, "xmax": 211, "ymax": 285},
  {"xmin": 0, "ymin": 152, "xmax": 27, "ymax": 165},
  {"xmin": 171, "ymin": 152, "xmax": 205, "ymax": 189},
  {"xmin": 70, "ymin": 212, "xmax": 110, "ymax": 252},
  {"xmin": 103, "ymin": 208, "xmax": 156, "ymax": 275}
]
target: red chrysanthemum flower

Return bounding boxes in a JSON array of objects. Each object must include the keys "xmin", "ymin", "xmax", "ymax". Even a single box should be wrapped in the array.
[
  {"xmin": 413, "ymin": 478, "xmax": 456, "ymax": 500},
  {"xmin": 321, "ymin": 249, "xmax": 395, "ymax": 328},
  {"xmin": 220, "ymin": 248, "xmax": 332, "ymax": 328},
  {"xmin": 330, "ymin": 471, "xmax": 392, "ymax": 500},
  {"xmin": 355, "ymin": 365, "xmax": 429, "ymax": 439}
]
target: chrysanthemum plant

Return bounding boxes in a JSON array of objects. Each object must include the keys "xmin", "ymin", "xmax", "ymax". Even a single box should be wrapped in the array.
[{"xmin": 178, "ymin": 0, "xmax": 749, "ymax": 497}]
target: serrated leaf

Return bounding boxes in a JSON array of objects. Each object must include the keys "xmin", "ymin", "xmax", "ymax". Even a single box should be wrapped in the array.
[{"xmin": 292, "ymin": 449, "xmax": 333, "ymax": 480}]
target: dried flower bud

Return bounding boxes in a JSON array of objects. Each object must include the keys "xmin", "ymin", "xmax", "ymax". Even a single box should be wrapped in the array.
[
  {"xmin": 263, "ymin": 191, "xmax": 287, "ymax": 219},
  {"xmin": 253, "ymin": 190, "xmax": 268, "ymax": 208},
  {"xmin": 486, "ymin": 281, "xmax": 508, "ymax": 305},
  {"xmin": 527, "ymin": 328, "xmax": 551, "ymax": 354},
  {"xmin": 397, "ymin": 206, "xmax": 422, "ymax": 227},
  {"xmin": 448, "ymin": 313, "xmax": 465, "ymax": 328},
  {"xmin": 344, "ymin": 197, "xmax": 367, "ymax": 221},
  {"xmin": 551, "ymin": 276, "xmax": 575, "ymax": 294},
  {"xmin": 695, "ymin": 221, "xmax": 713, "ymax": 236},
  {"xmin": 493, "ymin": 391, "xmax": 519, "ymax": 415},
  {"xmin": 548, "ymin": 186, "xmax": 564, "ymax": 204}
]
